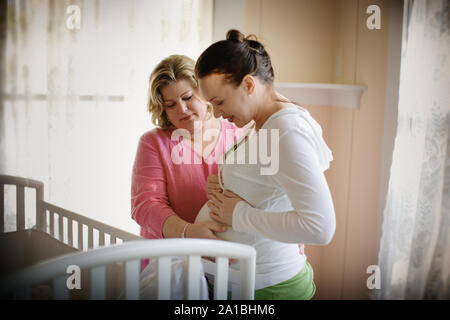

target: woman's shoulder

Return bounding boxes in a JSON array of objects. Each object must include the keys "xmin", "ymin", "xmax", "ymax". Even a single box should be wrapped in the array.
[
  {"xmin": 139, "ymin": 126, "xmax": 174, "ymax": 147},
  {"xmin": 264, "ymin": 106, "xmax": 333, "ymax": 171},
  {"xmin": 263, "ymin": 106, "xmax": 314, "ymax": 133}
]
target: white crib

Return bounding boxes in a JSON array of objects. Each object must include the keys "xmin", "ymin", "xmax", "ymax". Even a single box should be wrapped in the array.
[{"xmin": 0, "ymin": 175, "xmax": 256, "ymax": 300}]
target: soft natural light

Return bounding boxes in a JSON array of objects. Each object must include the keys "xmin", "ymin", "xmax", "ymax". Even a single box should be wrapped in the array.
[{"xmin": 1, "ymin": 0, "xmax": 213, "ymax": 235}]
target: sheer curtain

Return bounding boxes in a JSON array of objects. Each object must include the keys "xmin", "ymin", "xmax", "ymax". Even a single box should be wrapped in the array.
[
  {"xmin": 376, "ymin": 0, "xmax": 449, "ymax": 299},
  {"xmin": 0, "ymin": 0, "xmax": 213, "ymax": 234}
]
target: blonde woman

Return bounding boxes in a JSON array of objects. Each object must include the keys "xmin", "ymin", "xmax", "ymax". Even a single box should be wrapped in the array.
[{"xmin": 131, "ymin": 55, "xmax": 243, "ymax": 271}]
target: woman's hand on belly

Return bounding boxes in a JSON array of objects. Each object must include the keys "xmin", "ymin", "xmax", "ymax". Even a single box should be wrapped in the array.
[
  {"xmin": 207, "ymin": 189, "xmax": 244, "ymax": 227},
  {"xmin": 206, "ymin": 174, "xmax": 222, "ymax": 200},
  {"xmin": 186, "ymin": 220, "xmax": 228, "ymax": 240}
]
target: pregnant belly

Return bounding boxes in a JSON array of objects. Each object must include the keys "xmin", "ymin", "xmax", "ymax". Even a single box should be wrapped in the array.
[{"xmin": 195, "ymin": 202, "xmax": 253, "ymax": 243}]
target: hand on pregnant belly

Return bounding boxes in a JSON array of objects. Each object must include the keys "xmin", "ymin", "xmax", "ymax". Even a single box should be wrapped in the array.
[
  {"xmin": 185, "ymin": 220, "xmax": 229, "ymax": 240},
  {"xmin": 206, "ymin": 174, "xmax": 222, "ymax": 200},
  {"xmin": 196, "ymin": 190, "xmax": 252, "ymax": 243},
  {"xmin": 207, "ymin": 189, "xmax": 243, "ymax": 227}
]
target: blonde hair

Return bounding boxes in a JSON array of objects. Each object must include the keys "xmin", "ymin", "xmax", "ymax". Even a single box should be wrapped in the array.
[{"xmin": 147, "ymin": 54, "xmax": 213, "ymax": 130}]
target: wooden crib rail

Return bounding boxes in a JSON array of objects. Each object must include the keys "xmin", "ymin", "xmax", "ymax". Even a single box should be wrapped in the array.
[
  {"xmin": 0, "ymin": 175, "xmax": 255, "ymax": 300},
  {"xmin": 0, "ymin": 239, "xmax": 256, "ymax": 300},
  {"xmin": 40, "ymin": 201, "xmax": 142, "ymax": 250},
  {"xmin": 0, "ymin": 174, "xmax": 44, "ymax": 233},
  {"xmin": 0, "ymin": 174, "xmax": 142, "ymax": 248}
]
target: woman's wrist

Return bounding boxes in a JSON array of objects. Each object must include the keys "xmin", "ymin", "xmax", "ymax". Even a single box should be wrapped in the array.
[
  {"xmin": 181, "ymin": 222, "xmax": 191, "ymax": 238},
  {"xmin": 162, "ymin": 215, "xmax": 190, "ymax": 238}
]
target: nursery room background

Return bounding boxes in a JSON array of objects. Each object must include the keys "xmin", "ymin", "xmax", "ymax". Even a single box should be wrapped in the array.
[{"xmin": 1, "ymin": 0, "xmax": 448, "ymax": 300}]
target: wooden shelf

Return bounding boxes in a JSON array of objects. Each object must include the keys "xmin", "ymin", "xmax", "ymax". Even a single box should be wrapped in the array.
[{"xmin": 274, "ymin": 82, "xmax": 368, "ymax": 109}]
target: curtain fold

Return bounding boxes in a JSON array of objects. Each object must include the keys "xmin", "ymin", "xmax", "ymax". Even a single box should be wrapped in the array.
[
  {"xmin": 376, "ymin": 0, "xmax": 449, "ymax": 299},
  {"xmin": 1, "ymin": 0, "xmax": 213, "ymax": 234}
]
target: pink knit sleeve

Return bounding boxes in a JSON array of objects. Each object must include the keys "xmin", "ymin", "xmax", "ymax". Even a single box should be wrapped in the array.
[{"xmin": 131, "ymin": 133, "xmax": 176, "ymax": 238}]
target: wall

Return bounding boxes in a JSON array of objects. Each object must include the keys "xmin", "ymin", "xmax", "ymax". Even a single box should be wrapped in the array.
[
  {"xmin": 213, "ymin": 0, "xmax": 245, "ymax": 42},
  {"xmin": 243, "ymin": 0, "xmax": 393, "ymax": 299}
]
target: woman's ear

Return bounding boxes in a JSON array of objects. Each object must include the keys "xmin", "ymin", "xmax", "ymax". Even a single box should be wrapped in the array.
[{"xmin": 242, "ymin": 75, "xmax": 256, "ymax": 95}]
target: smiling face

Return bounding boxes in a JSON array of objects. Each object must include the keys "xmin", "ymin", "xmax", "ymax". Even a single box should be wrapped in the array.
[
  {"xmin": 160, "ymin": 79, "xmax": 209, "ymax": 133},
  {"xmin": 198, "ymin": 73, "xmax": 253, "ymax": 128}
]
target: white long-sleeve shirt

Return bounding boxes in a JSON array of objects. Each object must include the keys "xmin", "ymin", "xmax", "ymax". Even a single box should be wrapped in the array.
[{"xmin": 218, "ymin": 106, "xmax": 336, "ymax": 289}]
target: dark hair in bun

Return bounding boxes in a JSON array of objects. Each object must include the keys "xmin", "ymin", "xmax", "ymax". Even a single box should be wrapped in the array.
[
  {"xmin": 195, "ymin": 29, "xmax": 274, "ymax": 86},
  {"xmin": 226, "ymin": 29, "xmax": 245, "ymax": 42}
]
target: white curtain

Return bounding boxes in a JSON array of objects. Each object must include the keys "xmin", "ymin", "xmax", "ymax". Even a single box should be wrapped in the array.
[
  {"xmin": 376, "ymin": 0, "xmax": 449, "ymax": 299},
  {"xmin": 0, "ymin": 0, "xmax": 213, "ymax": 235}
]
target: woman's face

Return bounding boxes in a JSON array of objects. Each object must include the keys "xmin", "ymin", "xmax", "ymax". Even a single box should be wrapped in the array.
[
  {"xmin": 161, "ymin": 79, "xmax": 208, "ymax": 133},
  {"xmin": 198, "ymin": 73, "xmax": 253, "ymax": 128}
]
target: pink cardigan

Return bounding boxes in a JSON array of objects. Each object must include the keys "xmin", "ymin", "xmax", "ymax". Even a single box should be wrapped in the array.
[{"xmin": 131, "ymin": 120, "xmax": 243, "ymax": 252}]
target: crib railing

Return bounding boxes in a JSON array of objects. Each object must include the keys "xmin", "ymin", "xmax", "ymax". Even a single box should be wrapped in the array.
[
  {"xmin": 0, "ymin": 174, "xmax": 142, "ymax": 248},
  {"xmin": 40, "ymin": 201, "xmax": 142, "ymax": 250},
  {"xmin": 0, "ymin": 239, "xmax": 256, "ymax": 300},
  {"xmin": 0, "ymin": 175, "xmax": 257, "ymax": 300},
  {"xmin": 0, "ymin": 174, "xmax": 44, "ymax": 233}
]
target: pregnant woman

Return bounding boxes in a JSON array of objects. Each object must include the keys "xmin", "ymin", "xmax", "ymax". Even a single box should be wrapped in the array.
[{"xmin": 194, "ymin": 30, "xmax": 336, "ymax": 300}]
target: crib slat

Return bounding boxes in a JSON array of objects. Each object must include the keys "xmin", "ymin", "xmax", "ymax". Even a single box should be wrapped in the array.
[
  {"xmin": 125, "ymin": 260, "xmax": 140, "ymax": 300},
  {"xmin": 36, "ymin": 184, "xmax": 44, "ymax": 231},
  {"xmin": 44, "ymin": 210, "xmax": 48, "ymax": 233},
  {"xmin": 88, "ymin": 226, "xmax": 93, "ymax": 249},
  {"xmin": 231, "ymin": 283, "xmax": 240, "ymax": 300},
  {"xmin": 50, "ymin": 211, "xmax": 55, "ymax": 237},
  {"xmin": 157, "ymin": 257, "xmax": 172, "ymax": 299},
  {"xmin": 58, "ymin": 214, "xmax": 64, "ymax": 242},
  {"xmin": 0, "ymin": 184, "xmax": 4, "ymax": 233},
  {"xmin": 187, "ymin": 255, "xmax": 202, "ymax": 300},
  {"xmin": 78, "ymin": 222, "xmax": 83, "ymax": 250},
  {"xmin": 53, "ymin": 275, "xmax": 69, "ymax": 300},
  {"xmin": 42, "ymin": 209, "xmax": 48, "ymax": 234},
  {"xmin": 214, "ymin": 257, "xmax": 229, "ymax": 300},
  {"xmin": 16, "ymin": 185, "xmax": 25, "ymax": 231},
  {"xmin": 91, "ymin": 266, "xmax": 106, "ymax": 300},
  {"xmin": 99, "ymin": 231, "xmax": 105, "ymax": 247},
  {"xmin": 68, "ymin": 218, "xmax": 73, "ymax": 247}
]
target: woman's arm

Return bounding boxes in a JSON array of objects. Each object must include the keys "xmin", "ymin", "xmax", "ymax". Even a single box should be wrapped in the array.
[
  {"xmin": 131, "ymin": 135, "xmax": 179, "ymax": 238},
  {"xmin": 230, "ymin": 126, "xmax": 336, "ymax": 245},
  {"xmin": 131, "ymin": 134, "xmax": 227, "ymax": 239}
]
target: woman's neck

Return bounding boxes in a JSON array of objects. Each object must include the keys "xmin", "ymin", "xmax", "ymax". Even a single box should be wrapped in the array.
[
  {"xmin": 253, "ymin": 87, "xmax": 286, "ymax": 131},
  {"xmin": 189, "ymin": 116, "xmax": 220, "ymax": 143}
]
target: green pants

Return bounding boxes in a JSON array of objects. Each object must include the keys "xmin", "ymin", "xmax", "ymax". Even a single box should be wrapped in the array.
[
  {"xmin": 207, "ymin": 261, "xmax": 316, "ymax": 300},
  {"xmin": 254, "ymin": 261, "xmax": 316, "ymax": 300}
]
